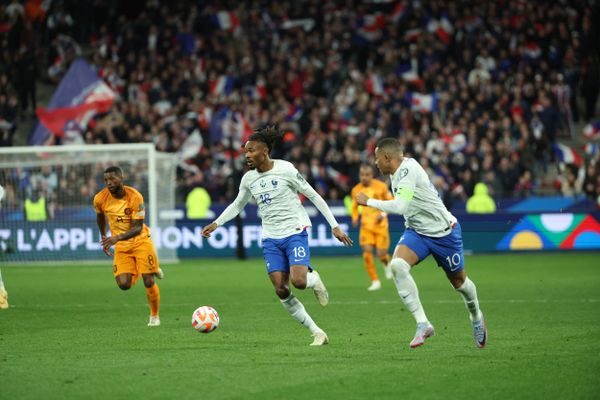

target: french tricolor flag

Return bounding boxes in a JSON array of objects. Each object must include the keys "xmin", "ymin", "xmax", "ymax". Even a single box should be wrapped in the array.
[
  {"xmin": 213, "ymin": 11, "xmax": 240, "ymax": 34},
  {"xmin": 407, "ymin": 92, "xmax": 437, "ymax": 113},
  {"xmin": 583, "ymin": 143, "xmax": 599, "ymax": 157},
  {"xmin": 209, "ymin": 75, "xmax": 234, "ymax": 96},
  {"xmin": 366, "ymin": 73, "xmax": 385, "ymax": 96},
  {"xmin": 391, "ymin": 2, "xmax": 407, "ymax": 23},
  {"xmin": 356, "ymin": 13, "xmax": 386, "ymax": 42},
  {"xmin": 552, "ymin": 143, "xmax": 583, "ymax": 166},
  {"xmin": 427, "ymin": 17, "xmax": 453, "ymax": 44},
  {"xmin": 396, "ymin": 63, "xmax": 423, "ymax": 88},
  {"xmin": 246, "ymin": 79, "xmax": 267, "ymax": 100},
  {"xmin": 583, "ymin": 121, "xmax": 600, "ymax": 140},
  {"xmin": 235, "ymin": 112, "xmax": 254, "ymax": 143}
]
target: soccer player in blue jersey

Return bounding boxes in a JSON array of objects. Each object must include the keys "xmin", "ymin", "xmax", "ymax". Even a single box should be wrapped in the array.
[
  {"xmin": 202, "ymin": 126, "xmax": 353, "ymax": 346},
  {"xmin": 357, "ymin": 138, "xmax": 487, "ymax": 348}
]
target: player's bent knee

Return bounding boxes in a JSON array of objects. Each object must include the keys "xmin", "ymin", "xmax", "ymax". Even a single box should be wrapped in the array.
[
  {"xmin": 117, "ymin": 282, "xmax": 132, "ymax": 290},
  {"xmin": 142, "ymin": 275, "xmax": 155, "ymax": 288},
  {"xmin": 291, "ymin": 276, "xmax": 307, "ymax": 289},
  {"xmin": 389, "ymin": 258, "xmax": 411, "ymax": 279},
  {"xmin": 274, "ymin": 286, "xmax": 290, "ymax": 299}
]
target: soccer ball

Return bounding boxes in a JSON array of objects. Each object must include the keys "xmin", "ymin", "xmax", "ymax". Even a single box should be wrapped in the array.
[{"xmin": 192, "ymin": 306, "xmax": 220, "ymax": 333}]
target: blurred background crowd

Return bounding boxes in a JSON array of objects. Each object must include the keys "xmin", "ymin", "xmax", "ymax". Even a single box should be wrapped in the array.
[{"xmin": 1, "ymin": 0, "xmax": 599, "ymax": 213}]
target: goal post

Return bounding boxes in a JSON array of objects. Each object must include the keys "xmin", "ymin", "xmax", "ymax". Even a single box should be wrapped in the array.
[{"xmin": 0, "ymin": 144, "xmax": 178, "ymax": 264}]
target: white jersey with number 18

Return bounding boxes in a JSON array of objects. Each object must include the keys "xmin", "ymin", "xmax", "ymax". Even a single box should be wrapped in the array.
[{"xmin": 215, "ymin": 160, "xmax": 339, "ymax": 239}]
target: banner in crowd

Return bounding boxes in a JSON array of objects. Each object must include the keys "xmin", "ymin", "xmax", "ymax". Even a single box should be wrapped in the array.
[{"xmin": 1, "ymin": 213, "xmax": 599, "ymax": 263}]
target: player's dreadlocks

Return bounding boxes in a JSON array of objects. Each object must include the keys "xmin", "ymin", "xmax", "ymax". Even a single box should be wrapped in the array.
[{"xmin": 248, "ymin": 125, "xmax": 281, "ymax": 153}]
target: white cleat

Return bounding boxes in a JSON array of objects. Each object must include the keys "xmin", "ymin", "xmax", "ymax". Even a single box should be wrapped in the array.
[
  {"xmin": 0, "ymin": 287, "xmax": 8, "ymax": 310},
  {"xmin": 148, "ymin": 316, "xmax": 161, "ymax": 327},
  {"xmin": 383, "ymin": 264, "xmax": 393, "ymax": 280},
  {"xmin": 311, "ymin": 271, "xmax": 329, "ymax": 307},
  {"xmin": 410, "ymin": 322, "xmax": 435, "ymax": 348},
  {"xmin": 367, "ymin": 280, "xmax": 382, "ymax": 291},
  {"xmin": 310, "ymin": 331, "xmax": 329, "ymax": 346},
  {"xmin": 155, "ymin": 268, "xmax": 165, "ymax": 279}
]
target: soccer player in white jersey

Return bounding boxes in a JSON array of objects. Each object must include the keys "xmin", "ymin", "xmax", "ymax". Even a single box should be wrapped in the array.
[
  {"xmin": 202, "ymin": 126, "xmax": 353, "ymax": 346},
  {"xmin": 356, "ymin": 138, "xmax": 487, "ymax": 348},
  {"xmin": 0, "ymin": 184, "xmax": 8, "ymax": 309}
]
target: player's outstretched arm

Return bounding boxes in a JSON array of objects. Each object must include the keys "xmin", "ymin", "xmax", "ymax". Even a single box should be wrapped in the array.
[
  {"xmin": 356, "ymin": 192, "xmax": 409, "ymax": 215},
  {"xmin": 202, "ymin": 183, "xmax": 251, "ymax": 238},
  {"xmin": 300, "ymin": 183, "xmax": 353, "ymax": 246}
]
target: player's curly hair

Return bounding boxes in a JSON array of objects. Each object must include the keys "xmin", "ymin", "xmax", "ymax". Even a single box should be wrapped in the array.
[{"xmin": 248, "ymin": 125, "xmax": 281, "ymax": 153}]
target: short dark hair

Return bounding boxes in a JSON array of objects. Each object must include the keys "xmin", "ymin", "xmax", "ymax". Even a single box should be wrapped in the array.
[
  {"xmin": 359, "ymin": 163, "xmax": 374, "ymax": 171},
  {"xmin": 104, "ymin": 166, "xmax": 123, "ymax": 176},
  {"xmin": 247, "ymin": 125, "xmax": 281, "ymax": 152},
  {"xmin": 376, "ymin": 138, "xmax": 403, "ymax": 156}
]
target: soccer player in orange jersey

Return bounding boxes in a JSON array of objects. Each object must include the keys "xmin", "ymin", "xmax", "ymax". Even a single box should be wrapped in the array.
[
  {"xmin": 94, "ymin": 166, "xmax": 163, "ymax": 327},
  {"xmin": 351, "ymin": 164, "xmax": 393, "ymax": 291}
]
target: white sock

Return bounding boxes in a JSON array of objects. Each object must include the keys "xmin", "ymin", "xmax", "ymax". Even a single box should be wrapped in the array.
[
  {"xmin": 305, "ymin": 270, "xmax": 318, "ymax": 289},
  {"xmin": 0, "ymin": 268, "xmax": 4, "ymax": 290},
  {"xmin": 390, "ymin": 258, "xmax": 428, "ymax": 324},
  {"xmin": 280, "ymin": 294, "xmax": 322, "ymax": 334},
  {"xmin": 455, "ymin": 277, "xmax": 482, "ymax": 321}
]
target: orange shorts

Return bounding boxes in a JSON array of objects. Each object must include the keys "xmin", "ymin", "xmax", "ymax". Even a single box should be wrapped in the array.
[
  {"xmin": 113, "ymin": 239, "xmax": 159, "ymax": 278},
  {"xmin": 359, "ymin": 227, "xmax": 390, "ymax": 250}
]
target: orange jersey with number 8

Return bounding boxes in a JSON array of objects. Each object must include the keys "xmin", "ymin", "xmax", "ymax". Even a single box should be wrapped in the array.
[{"xmin": 93, "ymin": 186, "xmax": 152, "ymax": 252}]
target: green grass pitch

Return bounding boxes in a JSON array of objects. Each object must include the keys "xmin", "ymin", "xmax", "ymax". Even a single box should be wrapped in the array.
[{"xmin": 1, "ymin": 253, "xmax": 599, "ymax": 400}]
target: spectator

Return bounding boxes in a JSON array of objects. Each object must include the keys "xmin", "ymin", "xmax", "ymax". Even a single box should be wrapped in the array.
[{"xmin": 466, "ymin": 183, "xmax": 496, "ymax": 214}]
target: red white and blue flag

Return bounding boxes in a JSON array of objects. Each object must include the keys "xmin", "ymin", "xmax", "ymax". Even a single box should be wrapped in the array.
[
  {"xmin": 391, "ymin": 2, "xmax": 407, "ymax": 23},
  {"xmin": 209, "ymin": 75, "xmax": 235, "ymax": 97},
  {"xmin": 407, "ymin": 92, "xmax": 437, "ymax": 113},
  {"xmin": 213, "ymin": 11, "xmax": 241, "ymax": 34},
  {"xmin": 583, "ymin": 121, "xmax": 600, "ymax": 140},
  {"xmin": 427, "ymin": 17, "xmax": 453, "ymax": 44},
  {"xmin": 583, "ymin": 143, "xmax": 599, "ymax": 157},
  {"xmin": 552, "ymin": 143, "xmax": 583, "ymax": 166},
  {"xmin": 524, "ymin": 42, "xmax": 542, "ymax": 59},
  {"xmin": 356, "ymin": 13, "xmax": 386, "ymax": 42},
  {"xmin": 366, "ymin": 73, "xmax": 385, "ymax": 96},
  {"xmin": 31, "ymin": 58, "xmax": 116, "ymax": 144}
]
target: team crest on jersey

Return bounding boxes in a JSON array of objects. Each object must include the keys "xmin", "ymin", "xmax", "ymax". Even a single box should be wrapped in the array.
[
  {"xmin": 271, "ymin": 180, "xmax": 278, "ymax": 188},
  {"xmin": 124, "ymin": 208, "xmax": 132, "ymax": 215},
  {"xmin": 260, "ymin": 180, "xmax": 267, "ymax": 188},
  {"xmin": 399, "ymin": 168, "xmax": 409, "ymax": 179}
]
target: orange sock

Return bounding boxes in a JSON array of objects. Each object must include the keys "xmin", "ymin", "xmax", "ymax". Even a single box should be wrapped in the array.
[
  {"xmin": 379, "ymin": 254, "xmax": 390, "ymax": 266},
  {"xmin": 146, "ymin": 283, "xmax": 160, "ymax": 317},
  {"xmin": 363, "ymin": 252, "xmax": 379, "ymax": 281}
]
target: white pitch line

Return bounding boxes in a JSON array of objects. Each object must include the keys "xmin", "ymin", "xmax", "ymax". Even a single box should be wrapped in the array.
[{"xmin": 6, "ymin": 298, "xmax": 600, "ymax": 309}]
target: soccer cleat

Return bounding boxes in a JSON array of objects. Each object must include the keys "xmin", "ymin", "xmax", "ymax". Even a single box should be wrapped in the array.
[
  {"xmin": 155, "ymin": 268, "xmax": 165, "ymax": 279},
  {"xmin": 471, "ymin": 314, "xmax": 487, "ymax": 348},
  {"xmin": 148, "ymin": 316, "xmax": 161, "ymax": 327},
  {"xmin": 311, "ymin": 271, "xmax": 329, "ymax": 307},
  {"xmin": 310, "ymin": 331, "xmax": 329, "ymax": 346},
  {"xmin": 383, "ymin": 264, "xmax": 393, "ymax": 280},
  {"xmin": 409, "ymin": 322, "xmax": 435, "ymax": 348},
  {"xmin": 367, "ymin": 280, "xmax": 382, "ymax": 291},
  {"xmin": 0, "ymin": 287, "xmax": 8, "ymax": 310}
]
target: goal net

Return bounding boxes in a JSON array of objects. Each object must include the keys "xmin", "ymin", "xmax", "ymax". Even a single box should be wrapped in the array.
[{"xmin": 0, "ymin": 144, "xmax": 178, "ymax": 264}]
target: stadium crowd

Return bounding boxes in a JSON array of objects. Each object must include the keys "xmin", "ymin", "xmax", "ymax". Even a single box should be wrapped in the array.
[{"xmin": 1, "ymin": 0, "xmax": 599, "ymax": 209}]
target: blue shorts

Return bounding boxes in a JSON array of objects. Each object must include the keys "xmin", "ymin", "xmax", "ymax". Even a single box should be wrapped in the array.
[
  {"xmin": 397, "ymin": 222, "xmax": 464, "ymax": 273},
  {"xmin": 262, "ymin": 230, "xmax": 312, "ymax": 274}
]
